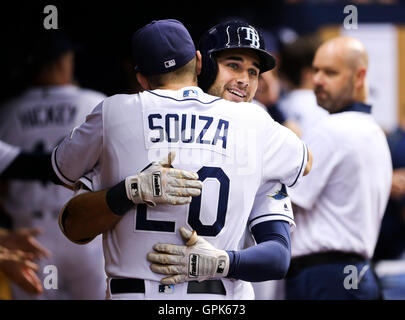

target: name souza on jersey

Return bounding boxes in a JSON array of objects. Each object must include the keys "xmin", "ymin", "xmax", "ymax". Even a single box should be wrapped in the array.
[
  {"xmin": 145, "ymin": 111, "xmax": 257, "ymax": 174},
  {"xmin": 147, "ymin": 113, "xmax": 229, "ymax": 149}
]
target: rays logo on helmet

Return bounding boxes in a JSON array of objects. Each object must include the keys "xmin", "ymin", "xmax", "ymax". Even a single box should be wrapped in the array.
[
  {"xmin": 240, "ymin": 27, "xmax": 260, "ymax": 49},
  {"xmin": 197, "ymin": 20, "xmax": 276, "ymax": 92}
]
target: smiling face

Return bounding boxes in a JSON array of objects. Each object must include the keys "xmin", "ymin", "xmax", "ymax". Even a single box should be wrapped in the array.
[{"xmin": 207, "ymin": 48, "xmax": 261, "ymax": 103}]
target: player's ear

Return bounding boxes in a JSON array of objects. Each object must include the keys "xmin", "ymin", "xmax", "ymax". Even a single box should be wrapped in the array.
[
  {"xmin": 195, "ymin": 50, "xmax": 202, "ymax": 76},
  {"xmin": 354, "ymin": 66, "xmax": 367, "ymax": 89},
  {"xmin": 136, "ymin": 72, "xmax": 151, "ymax": 90}
]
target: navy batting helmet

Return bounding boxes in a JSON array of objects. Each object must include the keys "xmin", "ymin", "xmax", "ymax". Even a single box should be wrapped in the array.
[{"xmin": 198, "ymin": 20, "xmax": 276, "ymax": 92}]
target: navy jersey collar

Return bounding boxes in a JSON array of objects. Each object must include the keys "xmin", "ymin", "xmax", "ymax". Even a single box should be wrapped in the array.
[{"xmin": 339, "ymin": 102, "xmax": 372, "ymax": 114}]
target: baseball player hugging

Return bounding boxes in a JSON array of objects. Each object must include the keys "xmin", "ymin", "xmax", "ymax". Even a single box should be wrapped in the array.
[{"xmin": 52, "ymin": 19, "xmax": 311, "ymax": 300}]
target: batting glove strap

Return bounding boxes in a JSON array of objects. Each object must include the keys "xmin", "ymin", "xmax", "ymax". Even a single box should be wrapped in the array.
[{"xmin": 187, "ymin": 249, "xmax": 230, "ymax": 281}]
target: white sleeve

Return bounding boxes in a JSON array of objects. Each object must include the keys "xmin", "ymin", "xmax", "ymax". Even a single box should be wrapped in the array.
[
  {"xmin": 52, "ymin": 102, "xmax": 103, "ymax": 186},
  {"xmin": 248, "ymin": 182, "xmax": 295, "ymax": 231},
  {"xmin": 262, "ymin": 120, "xmax": 308, "ymax": 188},
  {"xmin": 0, "ymin": 140, "xmax": 20, "ymax": 174}
]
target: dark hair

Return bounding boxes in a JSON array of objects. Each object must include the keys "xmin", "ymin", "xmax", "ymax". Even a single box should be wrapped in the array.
[{"xmin": 279, "ymin": 34, "xmax": 321, "ymax": 87}]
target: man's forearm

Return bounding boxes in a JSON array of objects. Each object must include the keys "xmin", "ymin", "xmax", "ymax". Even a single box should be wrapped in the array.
[{"xmin": 62, "ymin": 190, "xmax": 123, "ymax": 243}]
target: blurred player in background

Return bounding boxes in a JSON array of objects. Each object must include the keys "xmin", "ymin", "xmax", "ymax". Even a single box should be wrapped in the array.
[{"xmin": 0, "ymin": 30, "xmax": 107, "ymax": 299}]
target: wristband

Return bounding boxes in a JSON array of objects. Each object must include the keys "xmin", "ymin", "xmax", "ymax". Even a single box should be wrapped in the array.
[{"xmin": 106, "ymin": 180, "xmax": 135, "ymax": 216}]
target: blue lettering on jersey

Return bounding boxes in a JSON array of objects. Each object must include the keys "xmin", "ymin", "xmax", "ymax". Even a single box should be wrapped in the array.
[
  {"xmin": 148, "ymin": 114, "xmax": 164, "ymax": 142},
  {"xmin": 212, "ymin": 119, "xmax": 229, "ymax": 149},
  {"xmin": 181, "ymin": 114, "xmax": 196, "ymax": 143},
  {"xmin": 165, "ymin": 114, "xmax": 180, "ymax": 142},
  {"xmin": 196, "ymin": 116, "xmax": 213, "ymax": 145},
  {"xmin": 148, "ymin": 113, "xmax": 229, "ymax": 150}
]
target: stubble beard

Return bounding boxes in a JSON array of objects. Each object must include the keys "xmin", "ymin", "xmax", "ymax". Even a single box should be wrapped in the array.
[{"xmin": 316, "ymin": 80, "xmax": 355, "ymax": 113}]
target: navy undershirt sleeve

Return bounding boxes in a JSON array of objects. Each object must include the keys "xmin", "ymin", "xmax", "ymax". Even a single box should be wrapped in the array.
[{"xmin": 226, "ymin": 220, "xmax": 291, "ymax": 282}]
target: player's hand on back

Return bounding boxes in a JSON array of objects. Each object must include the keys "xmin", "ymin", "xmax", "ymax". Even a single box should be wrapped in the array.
[
  {"xmin": 125, "ymin": 151, "xmax": 203, "ymax": 207},
  {"xmin": 147, "ymin": 227, "xmax": 229, "ymax": 284}
]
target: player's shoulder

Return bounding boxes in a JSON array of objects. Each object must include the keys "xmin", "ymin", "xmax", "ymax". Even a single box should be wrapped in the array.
[
  {"xmin": 103, "ymin": 93, "xmax": 138, "ymax": 104},
  {"xmin": 204, "ymin": 97, "xmax": 277, "ymax": 134},
  {"xmin": 227, "ymin": 100, "xmax": 274, "ymax": 124},
  {"xmin": 101, "ymin": 93, "xmax": 141, "ymax": 111}
]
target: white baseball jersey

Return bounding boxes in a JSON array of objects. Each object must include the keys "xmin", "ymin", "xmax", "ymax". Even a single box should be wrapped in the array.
[
  {"xmin": 52, "ymin": 86, "xmax": 308, "ymax": 299},
  {"xmin": 0, "ymin": 140, "xmax": 20, "ymax": 174},
  {"xmin": 288, "ymin": 110, "xmax": 392, "ymax": 259},
  {"xmin": 278, "ymin": 89, "xmax": 328, "ymax": 136},
  {"xmin": 0, "ymin": 84, "xmax": 107, "ymax": 299}
]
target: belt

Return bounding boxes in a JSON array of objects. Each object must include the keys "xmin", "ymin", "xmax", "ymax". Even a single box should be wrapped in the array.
[
  {"xmin": 110, "ymin": 278, "xmax": 226, "ymax": 295},
  {"xmin": 286, "ymin": 251, "xmax": 366, "ymax": 279}
]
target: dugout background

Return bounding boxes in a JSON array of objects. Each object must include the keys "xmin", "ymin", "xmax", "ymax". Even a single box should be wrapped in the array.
[{"xmin": 1, "ymin": 0, "xmax": 405, "ymax": 129}]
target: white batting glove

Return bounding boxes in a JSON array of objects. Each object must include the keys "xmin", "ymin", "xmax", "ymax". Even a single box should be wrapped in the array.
[
  {"xmin": 147, "ymin": 227, "xmax": 230, "ymax": 284},
  {"xmin": 125, "ymin": 152, "xmax": 202, "ymax": 207}
]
